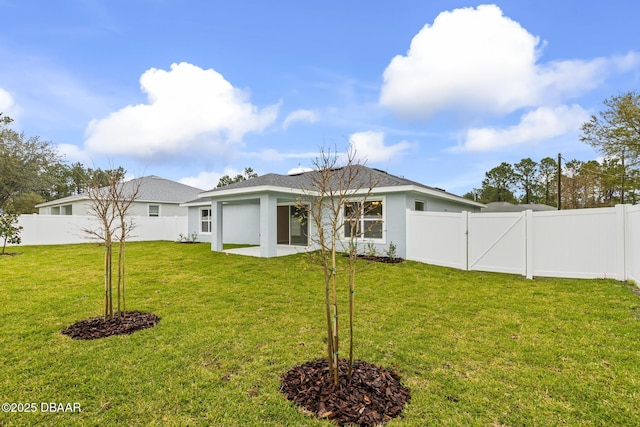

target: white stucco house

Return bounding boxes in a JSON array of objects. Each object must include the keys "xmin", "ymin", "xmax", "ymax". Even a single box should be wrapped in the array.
[
  {"xmin": 182, "ymin": 165, "xmax": 485, "ymax": 258},
  {"xmin": 36, "ymin": 176, "xmax": 204, "ymax": 217}
]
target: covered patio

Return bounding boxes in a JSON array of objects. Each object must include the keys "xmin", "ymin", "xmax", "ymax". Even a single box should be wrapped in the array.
[{"xmin": 201, "ymin": 185, "xmax": 314, "ymax": 258}]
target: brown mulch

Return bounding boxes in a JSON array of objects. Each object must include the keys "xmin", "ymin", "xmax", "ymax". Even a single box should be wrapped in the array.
[
  {"xmin": 281, "ymin": 358, "xmax": 410, "ymax": 427},
  {"xmin": 343, "ymin": 253, "xmax": 404, "ymax": 264},
  {"xmin": 61, "ymin": 311, "xmax": 160, "ymax": 340},
  {"xmin": 356, "ymin": 255, "xmax": 404, "ymax": 264}
]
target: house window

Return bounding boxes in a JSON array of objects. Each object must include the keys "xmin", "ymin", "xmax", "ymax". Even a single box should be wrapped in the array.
[
  {"xmin": 343, "ymin": 200, "xmax": 384, "ymax": 240},
  {"xmin": 51, "ymin": 206, "xmax": 60, "ymax": 215},
  {"xmin": 415, "ymin": 200, "xmax": 425, "ymax": 211},
  {"xmin": 200, "ymin": 208, "xmax": 212, "ymax": 233},
  {"xmin": 148, "ymin": 205, "xmax": 160, "ymax": 217},
  {"xmin": 61, "ymin": 205, "xmax": 73, "ymax": 215}
]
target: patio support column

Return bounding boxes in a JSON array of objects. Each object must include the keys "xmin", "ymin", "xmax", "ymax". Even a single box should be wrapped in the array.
[
  {"xmin": 260, "ymin": 193, "xmax": 277, "ymax": 257},
  {"xmin": 211, "ymin": 200, "xmax": 223, "ymax": 252}
]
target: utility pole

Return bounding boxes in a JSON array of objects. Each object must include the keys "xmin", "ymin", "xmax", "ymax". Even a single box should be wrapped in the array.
[{"xmin": 557, "ymin": 153, "xmax": 562, "ymax": 210}]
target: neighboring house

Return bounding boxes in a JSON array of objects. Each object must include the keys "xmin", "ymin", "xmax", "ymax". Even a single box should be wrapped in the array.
[
  {"xmin": 184, "ymin": 165, "xmax": 485, "ymax": 258},
  {"xmin": 481, "ymin": 201, "xmax": 557, "ymax": 213},
  {"xmin": 36, "ymin": 176, "xmax": 204, "ymax": 218}
]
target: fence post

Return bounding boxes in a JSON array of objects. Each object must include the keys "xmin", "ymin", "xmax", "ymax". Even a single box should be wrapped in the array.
[
  {"xmin": 462, "ymin": 211, "xmax": 469, "ymax": 271},
  {"xmin": 615, "ymin": 204, "xmax": 628, "ymax": 281},
  {"xmin": 525, "ymin": 210, "xmax": 533, "ymax": 280},
  {"xmin": 405, "ymin": 209, "xmax": 412, "ymax": 261}
]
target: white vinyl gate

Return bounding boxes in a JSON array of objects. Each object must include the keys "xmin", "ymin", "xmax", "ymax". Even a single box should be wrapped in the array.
[
  {"xmin": 406, "ymin": 205, "xmax": 639, "ymax": 282},
  {"xmin": 467, "ymin": 212, "xmax": 527, "ymax": 275}
]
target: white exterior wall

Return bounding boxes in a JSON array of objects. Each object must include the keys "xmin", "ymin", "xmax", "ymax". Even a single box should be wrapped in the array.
[
  {"xmin": 118, "ymin": 202, "xmax": 188, "ymax": 217},
  {"xmin": 39, "ymin": 200, "xmax": 93, "ymax": 215},
  {"xmin": 227, "ymin": 204, "xmax": 260, "ymax": 244},
  {"xmin": 188, "ymin": 204, "xmax": 260, "ymax": 244},
  {"xmin": 406, "ymin": 205, "xmax": 638, "ymax": 282},
  {"xmin": 355, "ymin": 192, "xmax": 479, "ymax": 259},
  {"xmin": 39, "ymin": 201, "xmax": 187, "ymax": 217}
]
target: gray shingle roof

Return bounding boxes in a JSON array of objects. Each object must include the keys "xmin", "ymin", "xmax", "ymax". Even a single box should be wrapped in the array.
[
  {"xmin": 37, "ymin": 176, "xmax": 203, "ymax": 207},
  {"xmin": 204, "ymin": 165, "xmax": 460, "ymax": 198},
  {"xmin": 132, "ymin": 176, "xmax": 203, "ymax": 202}
]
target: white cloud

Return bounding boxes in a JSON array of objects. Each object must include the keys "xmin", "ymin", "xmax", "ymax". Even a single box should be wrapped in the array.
[
  {"xmin": 244, "ymin": 148, "xmax": 321, "ymax": 163},
  {"xmin": 179, "ymin": 167, "xmax": 246, "ymax": 191},
  {"xmin": 282, "ymin": 109, "xmax": 318, "ymax": 129},
  {"xmin": 287, "ymin": 166, "xmax": 314, "ymax": 175},
  {"xmin": 0, "ymin": 87, "xmax": 18, "ymax": 118},
  {"xmin": 380, "ymin": 4, "xmax": 640, "ymax": 118},
  {"xmin": 459, "ymin": 104, "xmax": 589, "ymax": 151},
  {"xmin": 84, "ymin": 62, "xmax": 280, "ymax": 159},
  {"xmin": 56, "ymin": 143, "xmax": 93, "ymax": 164},
  {"xmin": 348, "ymin": 131, "xmax": 415, "ymax": 163}
]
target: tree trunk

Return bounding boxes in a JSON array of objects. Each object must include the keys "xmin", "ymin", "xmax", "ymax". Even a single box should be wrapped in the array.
[
  {"xmin": 348, "ymin": 245, "xmax": 356, "ymax": 379},
  {"xmin": 331, "ymin": 234, "xmax": 339, "ymax": 386}
]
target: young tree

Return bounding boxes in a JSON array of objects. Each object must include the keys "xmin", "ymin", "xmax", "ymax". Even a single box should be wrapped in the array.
[
  {"xmin": 0, "ymin": 211, "xmax": 22, "ymax": 255},
  {"xmin": 112, "ymin": 176, "xmax": 142, "ymax": 318},
  {"xmin": 299, "ymin": 147, "xmax": 378, "ymax": 385},
  {"xmin": 83, "ymin": 173, "xmax": 118, "ymax": 318},
  {"xmin": 82, "ymin": 170, "xmax": 140, "ymax": 319}
]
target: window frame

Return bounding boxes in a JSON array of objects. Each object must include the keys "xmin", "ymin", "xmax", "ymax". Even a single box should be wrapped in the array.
[
  {"xmin": 200, "ymin": 207, "xmax": 212, "ymax": 234},
  {"xmin": 148, "ymin": 204, "xmax": 160, "ymax": 217},
  {"xmin": 342, "ymin": 197, "xmax": 385, "ymax": 243}
]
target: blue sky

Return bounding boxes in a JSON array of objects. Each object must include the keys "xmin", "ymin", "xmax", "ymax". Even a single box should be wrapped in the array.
[{"xmin": 1, "ymin": 1, "xmax": 639, "ymax": 194}]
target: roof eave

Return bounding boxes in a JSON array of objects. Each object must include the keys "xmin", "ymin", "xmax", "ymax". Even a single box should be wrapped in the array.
[
  {"xmin": 198, "ymin": 185, "xmax": 317, "ymax": 199},
  {"xmin": 180, "ymin": 200, "xmax": 210, "ymax": 207},
  {"xmin": 373, "ymin": 185, "xmax": 486, "ymax": 207},
  {"xmin": 35, "ymin": 195, "xmax": 89, "ymax": 208},
  {"xmin": 197, "ymin": 184, "xmax": 483, "ymax": 207}
]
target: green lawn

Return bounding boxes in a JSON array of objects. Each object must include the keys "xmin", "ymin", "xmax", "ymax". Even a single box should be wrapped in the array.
[{"xmin": 1, "ymin": 242, "xmax": 639, "ymax": 426}]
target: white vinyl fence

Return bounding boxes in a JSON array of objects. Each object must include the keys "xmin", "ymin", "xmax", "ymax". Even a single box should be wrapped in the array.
[
  {"xmin": 407, "ymin": 204, "xmax": 640, "ymax": 282},
  {"xmin": 12, "ymin": 215, "xmax": 188, "ymax": 246},
  {"xmin": 627, "ymin": 205, "xmax": 640, "ymax": 284}
]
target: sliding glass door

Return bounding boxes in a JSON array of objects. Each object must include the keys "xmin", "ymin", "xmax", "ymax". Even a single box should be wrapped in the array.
[
  {"xmin": 277, "ymin": 205, "xmax": 308, "ymax": 245},
  {"xmin": 290, "ymin": 206, "xmax": 308, "ymax": 245}
]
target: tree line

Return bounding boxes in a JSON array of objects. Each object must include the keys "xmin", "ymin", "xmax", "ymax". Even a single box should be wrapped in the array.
[
  {"xmin": 464, "ymin": 91, "xmax": 640, "ymax": 208},
  {"xmin": 1, "ymin": 113, "xmax": 126, "ymax": 214},
  {"xmin": 464, "ymin": 155, "xmax": 639, "ymax": 208}
]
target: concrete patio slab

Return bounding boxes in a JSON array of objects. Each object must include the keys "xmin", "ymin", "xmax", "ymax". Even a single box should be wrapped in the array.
[{"xmin": 223, "ymin": 245, "xmax": 311, "ymax": 257}]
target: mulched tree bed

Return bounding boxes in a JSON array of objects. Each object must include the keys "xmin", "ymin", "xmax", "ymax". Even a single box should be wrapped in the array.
[
  {"xmin": 343, "ymin": 254, "xmax": 404, "ymax": 264},
  {"xmin": 62, "ymin": 311, "xmax": 160, "ymax": 340},
  {"xmin": 281, "ymin": 358, "xmax": 411, "ymax": 427},
  {"xmin": 356, "ymin": 255, "xmax": 404, "ymax": 264}
]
